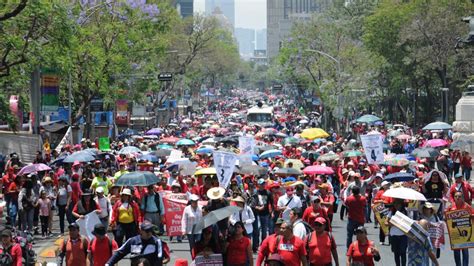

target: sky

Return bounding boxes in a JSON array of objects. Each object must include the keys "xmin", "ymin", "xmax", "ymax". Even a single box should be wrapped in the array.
[{"xmin": 194, "ymin": 0, "xmax": 266, "ymax": 30}]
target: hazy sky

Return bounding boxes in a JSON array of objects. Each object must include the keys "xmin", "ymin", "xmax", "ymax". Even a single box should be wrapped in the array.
[{"xmin": 194, "ymin": 0, "xmax": 266, "ymax": 30}]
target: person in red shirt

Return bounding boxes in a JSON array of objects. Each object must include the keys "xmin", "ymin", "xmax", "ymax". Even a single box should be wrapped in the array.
[
  {"xmin": 224, "ymin": 221, "xmax": 253, "ymax": 266},
  {"xmin": 302, "ymin": 197, "xmax": 329, "ymax": 231},
  {"xmin": 446, "ymin": 191, "xmax": 474, "ymax": 266},
  {"xmin": 448, "ymin": 173, "xmax": 473, "ymax": 205},
  {"xmin": 256, "ymin": 218, "xmax": 283, "ymax": 266},
  {"xmin": 318, "ymin": 183, "xmax": 335, "ymax": 223},
  {"xmin": 88, "ymin": 223, "xmax": 118, "ymax": 266},
  {"xmin": 307, "ymin": 217, "xmax": 339, "ymax": 266},
  {"xmin": 198, "ymin": 176, "xmax": 213, "ymax": 200},
  {"xmin": 268, "ymin": 221, "xmax": 308, "ymax": 266},
  {"xmin": 346, "ymin": 226, "xmax": 380, "ymax": 266},
  {"xmin": 344, "ymin": 186, "xmax": 366, "ymax": 248},
  {"xmin": 2, "ymin": 167, "xmax": 16, "ymax": 223},
  {"xmin": 0, "ymin": 229, "xmax": 22, "ymax": 266}
]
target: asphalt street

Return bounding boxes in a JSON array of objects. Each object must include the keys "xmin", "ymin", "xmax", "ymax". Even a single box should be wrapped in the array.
[{"xmin": 33, "ymin": 202, "xmax": 473, "ymax": 266}]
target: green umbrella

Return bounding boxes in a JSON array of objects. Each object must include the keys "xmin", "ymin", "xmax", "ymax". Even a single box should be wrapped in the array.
[
  {"xmin": 343, "ymin": 150, "xmax": 363, "ymax": 158},
  {"xmin": 356, "ymin": 114, "xmax": 381, "ymax": 124},
  {"xmin": 317, "ymin": 153, "xmax": 339, "ymax": 161},
  {"xmin": 283, "ymin": 137, "xmax": 301, "ymax": 146}
]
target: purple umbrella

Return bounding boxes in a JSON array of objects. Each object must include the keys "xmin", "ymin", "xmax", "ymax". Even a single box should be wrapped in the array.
[
  {"xmin": 146, "ymin": 128, "xmax": 163, "ymax": 135},
  {"xmin": 18, "ymin": 163, "xmax": 51, "ymax": 175},
  {"xmin": 423, "ymin": 139, "xmax": 448, "ymax": 148}
]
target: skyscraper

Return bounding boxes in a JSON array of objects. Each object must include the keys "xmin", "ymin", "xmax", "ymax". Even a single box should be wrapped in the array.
[
  {"xmin": 175, "ymin": 0, "xmax": 194, "ymax": 18},
  {"xmin": 205, "ymin": 0, "xmax": 235, "ymax": 27},
  {"xmin": 267, "ymin": 0, "xmax": 332, "ymax": 59}
]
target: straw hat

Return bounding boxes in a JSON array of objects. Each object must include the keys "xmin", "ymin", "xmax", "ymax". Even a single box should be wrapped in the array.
[
  {"xmin": 440, "ymin": 149, "xmax": 449, "ymax": 156},
  {"xmin": 231, "ymin": 196, "xmax": 246, "ymax": 203},
  {"xmin": 207, "ymin": 187, "xmax": 225, "ymax": 200}
]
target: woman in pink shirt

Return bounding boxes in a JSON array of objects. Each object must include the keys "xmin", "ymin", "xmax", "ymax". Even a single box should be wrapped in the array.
[{"xmin": 37, "ymin": 191, "xmax": 51, "ymax": 238}]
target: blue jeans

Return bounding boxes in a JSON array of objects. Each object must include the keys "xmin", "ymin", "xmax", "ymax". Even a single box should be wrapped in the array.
[
  {"xmin": 20, "ymin": 208, "xmax": 34, "ymax": 232},
  {"xmin": 346, "ymin": 219, "xmax": 363, "ymax": 248},
  {"xmin": 258, "ymin": 214, "xmax": 270, "ymax": 243},
  {"xmin": 8, "ymin": 201, "xmax": 18, "ymax": 228},
  {"xmin": 454, "ymin": 249, "xmax": 469, "ymax": 266},
  {"xmin": 463, "ymin": 167, "xmax": 471, "ymax": 181}
]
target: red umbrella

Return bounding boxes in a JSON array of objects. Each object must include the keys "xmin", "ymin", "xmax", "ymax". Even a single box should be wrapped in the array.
[
  {"xmin": 159, "ymin": 136, "xmax": 180, "ymax": 144},
  {"xmin": 303, "ymin": 165, "xmax": 334, "ymax": 175}
]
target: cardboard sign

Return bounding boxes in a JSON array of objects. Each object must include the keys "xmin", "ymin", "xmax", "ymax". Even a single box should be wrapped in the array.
[
  {"xmin": 99, "ymin": 137, "xmax": 111, "ymax": 151},
  {"xmin": 445, "ymin": 209, "xmax": 474, "ymax": 249},
  {"xmin": 191, "ymin": 254, "xmax": 223, "ymax": 266},
  {"xmin": 372, "ymin": 203, "xmax": 390, "ymax": 235},
  {"xmin": 389, "ymin": 211, "xmax": 431, "ymax": 248},
  {"xmin": 360, "ymin": 133, "xmax": 384, "ymax": 164}
]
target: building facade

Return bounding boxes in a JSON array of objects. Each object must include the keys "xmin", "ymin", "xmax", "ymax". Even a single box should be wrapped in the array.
[
  {"xmin": 175, "ymin": 0, "xmax": 194, "ymax": 18},
  {"xmin": 267, "ymin": 0, "xmax": 332, "ymax": 59},
  {"xmin": 205, "ymin": 0, "xmax": 235, "ymax": 27}
]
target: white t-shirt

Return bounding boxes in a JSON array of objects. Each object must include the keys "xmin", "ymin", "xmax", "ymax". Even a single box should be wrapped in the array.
[{"xmin": 277, "ymin": 194, "xmax": 302, "ymax": 222}]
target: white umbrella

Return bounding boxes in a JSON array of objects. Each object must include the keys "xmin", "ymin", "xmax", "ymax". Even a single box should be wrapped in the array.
[
  {"xmin": 383, "ymin": 187, "xmax": 427, "ymax": 201},
  {"xmin": 299, "ymin": 119, "xmax": 309, "ymax": 124}
]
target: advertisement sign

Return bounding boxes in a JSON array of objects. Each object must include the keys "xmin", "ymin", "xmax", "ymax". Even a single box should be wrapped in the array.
[
  {"xmin": 360, "ymin": 133, "xmax": 384, "ymax": 164},
  {"xmin": 115, "ymin": 100, "xmax": 129, "ymax": 126},
  {"xmin": 372, "ymin": 203, "xmax": 389, "ymax": 235},
  {"xmin": 90, "ymin": 97, "xmax": 104, "ymax": 112},
  {"xmin": 445, "ymin": 209, "xmax": 474, "ymax": 249},
  {"xmin": 40, "ymin": 71, "xmax": 59, "ymax": 113}
]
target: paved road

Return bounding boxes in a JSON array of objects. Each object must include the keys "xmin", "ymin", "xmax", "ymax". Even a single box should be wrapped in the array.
[{"xmin": 33, "ymin": 205, "xmax": 472, "ymax": 265}]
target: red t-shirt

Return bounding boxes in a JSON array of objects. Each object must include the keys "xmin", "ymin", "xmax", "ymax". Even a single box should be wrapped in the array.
[
  {"xmin": 346, "ymin": 240, "xmax": 376, "ymax": 266},
  {"xmin": 345, "ymin": 195, "xmax": 366, "ymax": 224},
  {"xmin": 1, "ymin": 175, "xmax": 14, "ymax": 192},
  {"xmin": 307, "ymin": 232, "xmax": 336, "ymax": 265},
  {"xmin": 226, "ymin": 236, "xmax": 251, "ymax": 265},
  {"xmin": 269, "ymin": 236, "xmax": 306, "ymax": 266},
  {"xmin": 0, "ymin": 244, "xmax": 22, "ymax": 266},
  {"xmin": 302, "ymin": 206, "xmax": 329, "ymax": 230},
  {"xmin": 7, "ymin": 182, "xmax": 19, "ymax": 200},
  {"xmin": 70, "ymin": 182, "xmax": 82, "ymax": 204},
  {"xmin": 88, "ymin": 237, "xmax": 118, "ymax": 266}
]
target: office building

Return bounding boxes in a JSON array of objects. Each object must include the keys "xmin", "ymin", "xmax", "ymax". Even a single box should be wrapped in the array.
[
  {"xmin": 235, "ymin": 28, "xmax": 256, "ymax": 58},
  {"xmin": 267, "ymin": 0, "xmax": 332, "ymax": 59},
  {"xmin": 175, "ymin": 0, "xmax": 194, "ymax": 18}
]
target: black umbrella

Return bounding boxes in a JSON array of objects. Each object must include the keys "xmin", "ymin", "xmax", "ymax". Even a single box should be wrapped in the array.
[
  {"xmin": 384, "ymin": 172, "xmax": 416, "ymax": 182},
  {"xmin": 412, "ymin": 148, "xmax": 439, "ymax": 159}
]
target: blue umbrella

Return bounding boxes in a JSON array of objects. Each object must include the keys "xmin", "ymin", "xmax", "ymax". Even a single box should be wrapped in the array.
[
  {"xmin": 119, "ymin": 146, "xmax": 141, "ymax": 154},
  {"xmin": 196, "ymin": 147, "xmax": 214, "ymax": 154},
  {"xmin": 251, "ymin": 154, "xmax": 259, "ymax": 161},
  {"xmin": 63, "ymin": 151, "xmax": 95, "ymax": 163},
  {"xmin": 139, "ymin": 154, "xmax": 159, "ymax": 163},
  {"xmin": 146, "ymin": 128, "xmax": 163, "ymax": 135},
  {"xmin": 176, "ymin": 139, "xmax": 195, "ymax": 146},
  {"xmin": 260, "ymin": 149, "xmax": 282, "ymax": 159},
  {"xmin": 384, "ymin": 172, "xmax": 416, "ymax": 182},
  {"xmin": 157, "ymin": 144, "xmax": 173, "ymax": 150},
  {"xmin": 422, "ymin": 121, "xmax": 452, "ymax": 131},
  {"xmin": 115, "ymin": 171, "xmax": 159, "ymax": 186}
]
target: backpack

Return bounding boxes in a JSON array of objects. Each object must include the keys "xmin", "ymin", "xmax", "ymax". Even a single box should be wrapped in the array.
[
  {"xmin": 91, "ymin": 237, "xmax": 113, "ymax": 258},
  {"xmin": 143, "ymin": 193, "xmax": 161, "ymax": 214},
  {"xmin": 62, "ymin": 237, "xmax": 88, "ymax": 257},
  {"xmin": 298, "ymin": 220, "xmax": 314, "ymax": 236},
  {"xmin": 0, "ymin": 246, "xmax": 14, "ymax": 266}
]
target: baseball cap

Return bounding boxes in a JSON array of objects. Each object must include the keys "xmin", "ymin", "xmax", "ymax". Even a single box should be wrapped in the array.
[
  {"xmin": 140, "ymin": 221, "xmax": 155, "ymax": 232},
  {"xmin": 314, "ymin": 217, "xmax": 326, "ymax": 225},
  {"xmin": 354, "ymin": 226, "xmax": 367, "ymax": 234},
  {"xmin": 257, "ymin": 178, "xmax": 266, "ymax": 185},
  {"xmin": 96, "ymin": 187, "xmax": 105, "ymax": 193}
]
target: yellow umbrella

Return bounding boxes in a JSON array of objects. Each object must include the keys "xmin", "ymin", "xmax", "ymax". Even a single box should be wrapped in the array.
[
  {"xmin": 285, "ymin": 159, "xmax": 304, "ymax": 170},
  {"xmin": 195, "ymin": 167, "xmax": 217, "ymax": 176},
  {"xmin": 300, "ymin": 128, "xmax": 329, "ymax": 140},
  {"xmin": 210, "ymin": 124, "xmax": 220, "ymax": 129}
]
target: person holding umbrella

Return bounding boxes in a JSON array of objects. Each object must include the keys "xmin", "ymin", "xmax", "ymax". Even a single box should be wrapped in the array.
[{"xmin": 110, "ymin": 188, "xmax": 141, "ymax": 246}]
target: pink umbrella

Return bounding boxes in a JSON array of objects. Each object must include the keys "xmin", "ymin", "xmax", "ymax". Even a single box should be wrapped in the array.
[
  {"xmin": 303, "ymin": 165, "xmax": 335, "ymax": 175},
  {"xmin": 18, "ymin": 163, "xmax": 51, "ymax": 175},
  {"xmin": 423, "ymin": 139, "xmax": 448, "ymax": 148},
  {"xmin": 396, "ymin": 134, "xmax": 411, "ymax": 141}
]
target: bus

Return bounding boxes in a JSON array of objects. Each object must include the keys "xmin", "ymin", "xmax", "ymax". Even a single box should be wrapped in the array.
[{"xmin": 246, "ymin": 105, "xmax": 274, "ymax": 128}]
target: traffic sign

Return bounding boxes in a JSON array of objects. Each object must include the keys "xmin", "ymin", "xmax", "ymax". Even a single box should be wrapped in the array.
[{"xmin": 158, "ymin": 73, "xmax": 173, "ymax": 81}]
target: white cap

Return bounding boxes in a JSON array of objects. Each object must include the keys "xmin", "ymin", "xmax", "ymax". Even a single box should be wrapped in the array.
[
  {"xmin": 96, "ymin": 187, "xmax": 104, "ymax": 193},
  {"xmin": 189, "ymin": 194, "xmax": 199, "ymax": 201},
  {"xmin": 381, "ymin": 181, "xmax": 390, "ymax": 187}
]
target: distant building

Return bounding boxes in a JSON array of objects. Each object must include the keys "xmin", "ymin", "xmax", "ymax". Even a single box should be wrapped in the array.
[
  {"xmin": 235, "ymin": 28, "xmax": 256, "ymax": 58},
  {"xmin": 205, "ymin": 0, "xmax": 235, "ymax": 27},
  {"xmin": 267, "ymin": 0, "xmax": 332, "ymax": 59},
  {"xmin": 255, "ymin": 29, "xmax": 267, "ymax": 50},
  {"xmin": 212, "ymin": 7, "xmax": 234, "ymax": 33},
  {"xmin": 175, "ymin": 0, "xmax": 194, "ymax": 18},
  {"xmin": 250, "ymin": 49, "xmax": 268, "ymax": 66}
]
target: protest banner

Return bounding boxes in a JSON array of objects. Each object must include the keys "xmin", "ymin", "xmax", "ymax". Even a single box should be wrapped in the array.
[
  {"xmin": 162, "ymin": 192, "xmax": 207, "ymax": 237},
  {"xmin": 428, "ymin": 221, "xmax": 445, "ymax": 249},
  {"xmin": 239, "ymin": 136, "xmax": 255, "ymax": 155},
  {"xmin": 76, "ymin": 212, "xmax": 101, "ymax": 240},
  {"xmin": 372, "ymin": 203, "xmax": 390, "ymax": 235},
  {"xmin": 191, "ymin": 254, "xmax": 223, "ymax": 266},
  {"xmin": 99, "ymin": 137, "xmax": 111, "ymax": 151},
  {"xmin": 360, "ymin": 133, "xmax": 384, "ymax": 164},
  {"xmin": 445, "ymin": 209, "xmax": 474, "ymax": 249},
  {"xmin": 213, "ymin": 151, "xmax": 238, "ymax": 188}
]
